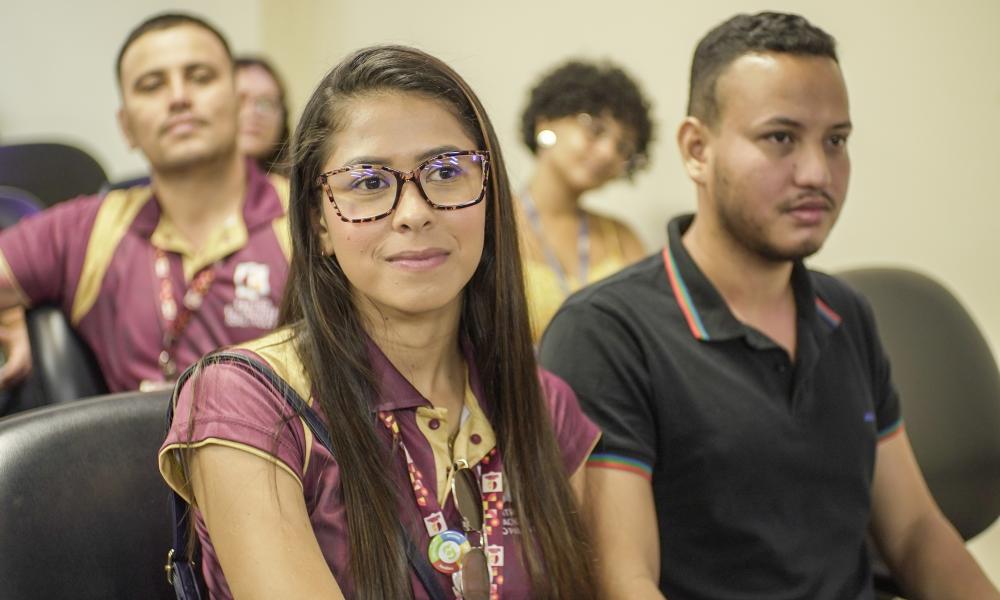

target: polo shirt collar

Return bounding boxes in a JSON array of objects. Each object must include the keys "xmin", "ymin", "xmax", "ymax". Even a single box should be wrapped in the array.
[
  {"xmin": 665, "ymin": 214, "xmax": 842, "ymax": 344},
  {"xmin": 130, "ymin": 157, "xmax": 284, "ymax": 241},
  {"xmin": 367, "ymin": 334, "xmax": 487, "ymax": 414}
]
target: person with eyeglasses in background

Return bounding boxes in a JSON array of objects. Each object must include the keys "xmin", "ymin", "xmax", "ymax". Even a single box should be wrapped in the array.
[
  {"xmin": 0, "ymin": 13, "xmax": 290, "ymax": 394},
  {"xmin": 236, "ymin": 56, "xmax": 290, "ymax": 176},
  {"xmin": 160, "ymin": 45, "xmax": 601, "ymax": 600},
  {"xmin": 518, "ymin": 60, "xmax": 654, "ymax": 343}
]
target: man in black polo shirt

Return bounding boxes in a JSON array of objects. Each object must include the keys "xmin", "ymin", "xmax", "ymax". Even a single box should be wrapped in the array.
[{"xmin": 539, "ymin": 12, "xmax": 999, "ymax": 600}]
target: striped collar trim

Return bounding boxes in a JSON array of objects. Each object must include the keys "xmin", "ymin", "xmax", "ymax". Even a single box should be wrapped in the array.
[
  {"xmin": 814, "ymin": 297, "xmax": 843, "ymax": 328},
  {"xmin": 663, "ymin": 246, "xmax": 711, "ymax": 340},
  {"xmin": 664, "ymin": 243, "xmax": 845, "ymax": 340}
]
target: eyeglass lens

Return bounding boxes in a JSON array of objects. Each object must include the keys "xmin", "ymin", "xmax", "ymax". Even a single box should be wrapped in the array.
[
  {"xmin": 326, "ymin": 153, "xmax": 486, "ymax": 221},
  {"xmin": 577, "ymin": 113, "xmax": 639, "ymax": 166},
  {"xmin": 452, "ymin": 466, "xmax": 484, "ymax": 530}
]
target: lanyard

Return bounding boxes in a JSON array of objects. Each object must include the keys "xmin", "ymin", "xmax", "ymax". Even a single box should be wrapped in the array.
[
  {"xmin": 378, "ymin": 411, "xmax": 506, "ymax": 600},
  {"xmin": 154, "ymin": 248, "xmax": 216, "ymax": 379},
  {"xmin": 519, "ymin": 191, "xmax": 589, "ymax": 296}
]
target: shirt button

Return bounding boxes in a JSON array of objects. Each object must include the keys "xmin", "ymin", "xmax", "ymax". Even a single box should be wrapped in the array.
[
  {"xmin": 428, "ymin": 419, "xmax": 441, "ymax": 430},
  {"xmin": 470, "ymin": 433, "xmax": 482, "ymax": 445}
]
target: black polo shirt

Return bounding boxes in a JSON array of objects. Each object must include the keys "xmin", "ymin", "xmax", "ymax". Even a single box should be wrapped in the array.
[{"xmin": 539, "ymin": 214, "xmax": 902, "ymax": 600}]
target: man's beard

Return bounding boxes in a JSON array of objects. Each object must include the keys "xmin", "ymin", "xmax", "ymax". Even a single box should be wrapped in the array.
[{"xmin": 713, "ymin": 169, "xmax": 830, "ymax": 263}]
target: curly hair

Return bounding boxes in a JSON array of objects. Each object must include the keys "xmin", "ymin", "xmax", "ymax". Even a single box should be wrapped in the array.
[{"xmin": 520, "ymin": 60, "xmax": 653, "ymax": 170}]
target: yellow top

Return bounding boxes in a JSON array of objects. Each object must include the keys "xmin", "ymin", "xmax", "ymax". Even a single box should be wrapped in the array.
[{"xmin": 524, "ymin": 216, "xmax": 628, "ymax": 343}]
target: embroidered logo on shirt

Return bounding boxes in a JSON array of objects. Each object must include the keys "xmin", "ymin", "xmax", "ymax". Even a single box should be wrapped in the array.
[
  {"xmin": 224, "ymin": 261, "xmax": 278, "ymax": 329},
  {"xmin": 234, "ymin": 262, "xmax": 271, "ymax": 299}
]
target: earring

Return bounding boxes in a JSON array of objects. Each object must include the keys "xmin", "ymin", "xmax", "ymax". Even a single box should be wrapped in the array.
[{"xmin": 536, "ymin": 129, "xmax": 557, "ymax": 148}]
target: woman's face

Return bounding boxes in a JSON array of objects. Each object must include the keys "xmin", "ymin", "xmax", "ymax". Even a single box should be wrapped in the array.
[
  {"xmin": 317, "ymin": 92, "xmax": 487, "ymax": 323},
  {"xmin": 237, "ymin": 64, "xmax": 284, "ymax": 160},
  {"xmin": 536, "ymin": 111, "xmax": 637, "ymax": 193}
]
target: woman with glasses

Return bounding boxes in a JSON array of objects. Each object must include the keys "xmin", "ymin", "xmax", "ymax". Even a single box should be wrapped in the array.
[
  {"xmin": 160, "ymin": 45, "xmax": 600, "ymax": 600},
  {"xmin": 519, "ymin": 60, "xmax": 654, "ymax": 342},
  {"xmin": 236, "ymin": 56, "xmax": 290, "ymax": 175}
]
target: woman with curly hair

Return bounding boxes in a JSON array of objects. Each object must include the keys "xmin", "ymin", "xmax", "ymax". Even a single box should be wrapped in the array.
[{"xmin": 519, "ymin": 60, "xmax": 654, "ymax": 342}]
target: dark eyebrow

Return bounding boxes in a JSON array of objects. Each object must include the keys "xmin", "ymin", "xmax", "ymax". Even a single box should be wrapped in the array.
[
  {"xmin": 762, "ymin": 117, "xmax": 804, "ymax": 129},
  {"xmin": 341, "ymin": 145, "xmax": 464, "ymax": 168},
  {"xmin": 762, "ymin": 116, "xmax": 853, "ymax": 131}
]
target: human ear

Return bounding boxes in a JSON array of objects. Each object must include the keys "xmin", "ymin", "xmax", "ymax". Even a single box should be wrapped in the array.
[
  {"xmin": 313, "ymin": 206, "xmax": 336, "ymax": 256},
  {"xmin": 677, "ymin": 116, "xmax": 711, "ymax": 185}
]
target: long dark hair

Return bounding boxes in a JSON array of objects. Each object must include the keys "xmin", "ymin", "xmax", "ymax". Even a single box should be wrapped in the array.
[
  {"xmin": 235, "ymin": 55, "xmax": 291, "ymax": 175},
  {"xmin": 280, "ymin": 45, "xmax": 597, "ymax": 599}
]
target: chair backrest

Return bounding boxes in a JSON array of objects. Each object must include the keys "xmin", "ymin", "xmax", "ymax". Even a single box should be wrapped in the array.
[
  {"xmin": 1, "ymin": 305, "xmax": 108, "ymax": 417},
  {"xmin": 0, "ymin": 185, "xmax": 42, "ymax": 229},
  {"xmin": 0, "ymin": 142, "xmax": 108, "ymax": 207},
  {"xmin": 838, "ymin": 267, "xmax": 1000, "ymax": 539},
  {"xmin": 0, "ymin": 390, "xmax": 175, "ymax": 600}
]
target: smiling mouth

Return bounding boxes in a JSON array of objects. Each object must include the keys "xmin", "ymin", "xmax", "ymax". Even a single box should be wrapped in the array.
[
  {"xmin": 161, "ymin": 117, "xmax": 206, "ymax": 136},
  {"xmin": 386, "ymin": 249, "xmax": 450, "ymax": 271}
]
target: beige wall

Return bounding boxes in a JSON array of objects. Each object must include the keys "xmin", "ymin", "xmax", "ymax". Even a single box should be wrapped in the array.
[
  {"xmin": 2, "ymin": 0, "xmax": 998, "ymax": 583},
  {"xmin": 260, "ymin": 0, "xmax": 1000, "ymax": 363}
]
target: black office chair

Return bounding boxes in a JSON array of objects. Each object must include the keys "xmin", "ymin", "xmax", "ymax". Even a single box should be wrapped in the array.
[
  {"xmin": 0, "ymin": 305, "xmax": 108, "ymax": 417},
  {"xmin": 0, "ymin": 389, "xmax": 176, "ymax": 600},
  {"xmin": 0, "ymin": 185, "xmax": 42, "ymax": 228},
  {"xmin": 0, "ymin": 142, "xmax": 108, "ymax": 207},
  {"xmin": 0, "ymin": 181, "xmax": 108, "ymax": 416},
  {"xmin": 838, "ymin": 267, "xmax": 1000, "ymax": 597},
  {"xmin": 100, "ymin": 174, "xmax": 151, "ymax": 193}
]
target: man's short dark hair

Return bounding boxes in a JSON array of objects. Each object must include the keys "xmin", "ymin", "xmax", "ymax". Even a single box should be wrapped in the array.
[
  {"xmin": 688, "ymin": 12, "xmax": 838, "ymax": 126},
  {"xmin": 116, "ymin": 12, "xmax": 233, "ymax": 84}
]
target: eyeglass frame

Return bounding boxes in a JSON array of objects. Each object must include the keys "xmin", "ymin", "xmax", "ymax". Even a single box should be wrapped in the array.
[
  {"xmin": 239, "ymin": 94, "xmax": 282, "ymax": 117},
  {"xmin": 315, "ymin": 150, "xmax": 491, "ymax": 223},
  {"xmin": 575, "ymin": 113, "xmax": 647, "ymax": 175},
  {"xmin": 450, "ymin": 459, "xmax": 491, "ymax": 600}
]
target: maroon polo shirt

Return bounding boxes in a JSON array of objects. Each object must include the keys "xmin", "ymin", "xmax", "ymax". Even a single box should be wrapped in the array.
[
  {"xmin": 159, "ymin": 328, "xmax": 600, "ymax": 599},
  {"xmin": 0, "ymin": 159, "xmax": 290, "ymax": 392}
]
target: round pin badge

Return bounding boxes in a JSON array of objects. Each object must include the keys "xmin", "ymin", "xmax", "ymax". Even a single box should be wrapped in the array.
[{"xmin": 428, "ymin": 529, "xmax": 471, "ymax": 574}]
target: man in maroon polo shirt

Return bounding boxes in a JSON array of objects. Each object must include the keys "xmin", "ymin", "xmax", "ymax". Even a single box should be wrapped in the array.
[{"xmin": 0, "ymin": 13, "xmax": 290, "ymax": 393}]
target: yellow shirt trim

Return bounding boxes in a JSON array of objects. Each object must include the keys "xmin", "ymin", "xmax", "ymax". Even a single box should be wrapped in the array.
[
  {"xmin": 0, "ymin": 251, "xmax": 30, "ymax": 307},
  {"xmin": 268, "ymin": 174, "xmax": 292, "ymax": 262},
  {"xmin": 71, "ymin": 187, "xmax": 152, "ymax": 325},
  {"xmin": 239, "ymin": 328, "xmax": 314, "ymax": 472},
  {"xmin": 415, "ymin": 374, "xmax": 497, "ymax": 506},
  {"xmin": 151, "ymin": 212, "xmax": 249, "ymax": 282},
  {"xmin": 158, "ymin": 437, "xmax": 304, "ymax": 505}
]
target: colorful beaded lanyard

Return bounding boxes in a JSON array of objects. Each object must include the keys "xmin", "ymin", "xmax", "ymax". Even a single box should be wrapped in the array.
[
  {"xmin": 378, "ymin": 411, "xmax": 506, "ymax": 600},
  {"xmin": 153, "ymin": 248, "xmax": 216, "ymax": 380}
]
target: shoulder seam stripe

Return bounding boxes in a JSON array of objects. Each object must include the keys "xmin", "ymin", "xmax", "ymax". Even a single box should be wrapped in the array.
[
  {"xmin": 268, "ymin": 173, "xmax": 292, "ymax": 262},
  {"xmin": 71, "ymin": 188, "xmax": 151, "ymax": 325}
]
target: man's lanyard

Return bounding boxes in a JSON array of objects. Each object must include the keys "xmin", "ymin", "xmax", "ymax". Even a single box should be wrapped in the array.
[
  {"xmin": 154, "ymin": 248, "xmax": 216, "ymax": 380},
  {"xmin": 378, "ymin": 411, "xmax": 506, "ymax": 600},
  {"xmin": 520, "ymin": 191, "xmax": 589, "ymax": 296}
]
